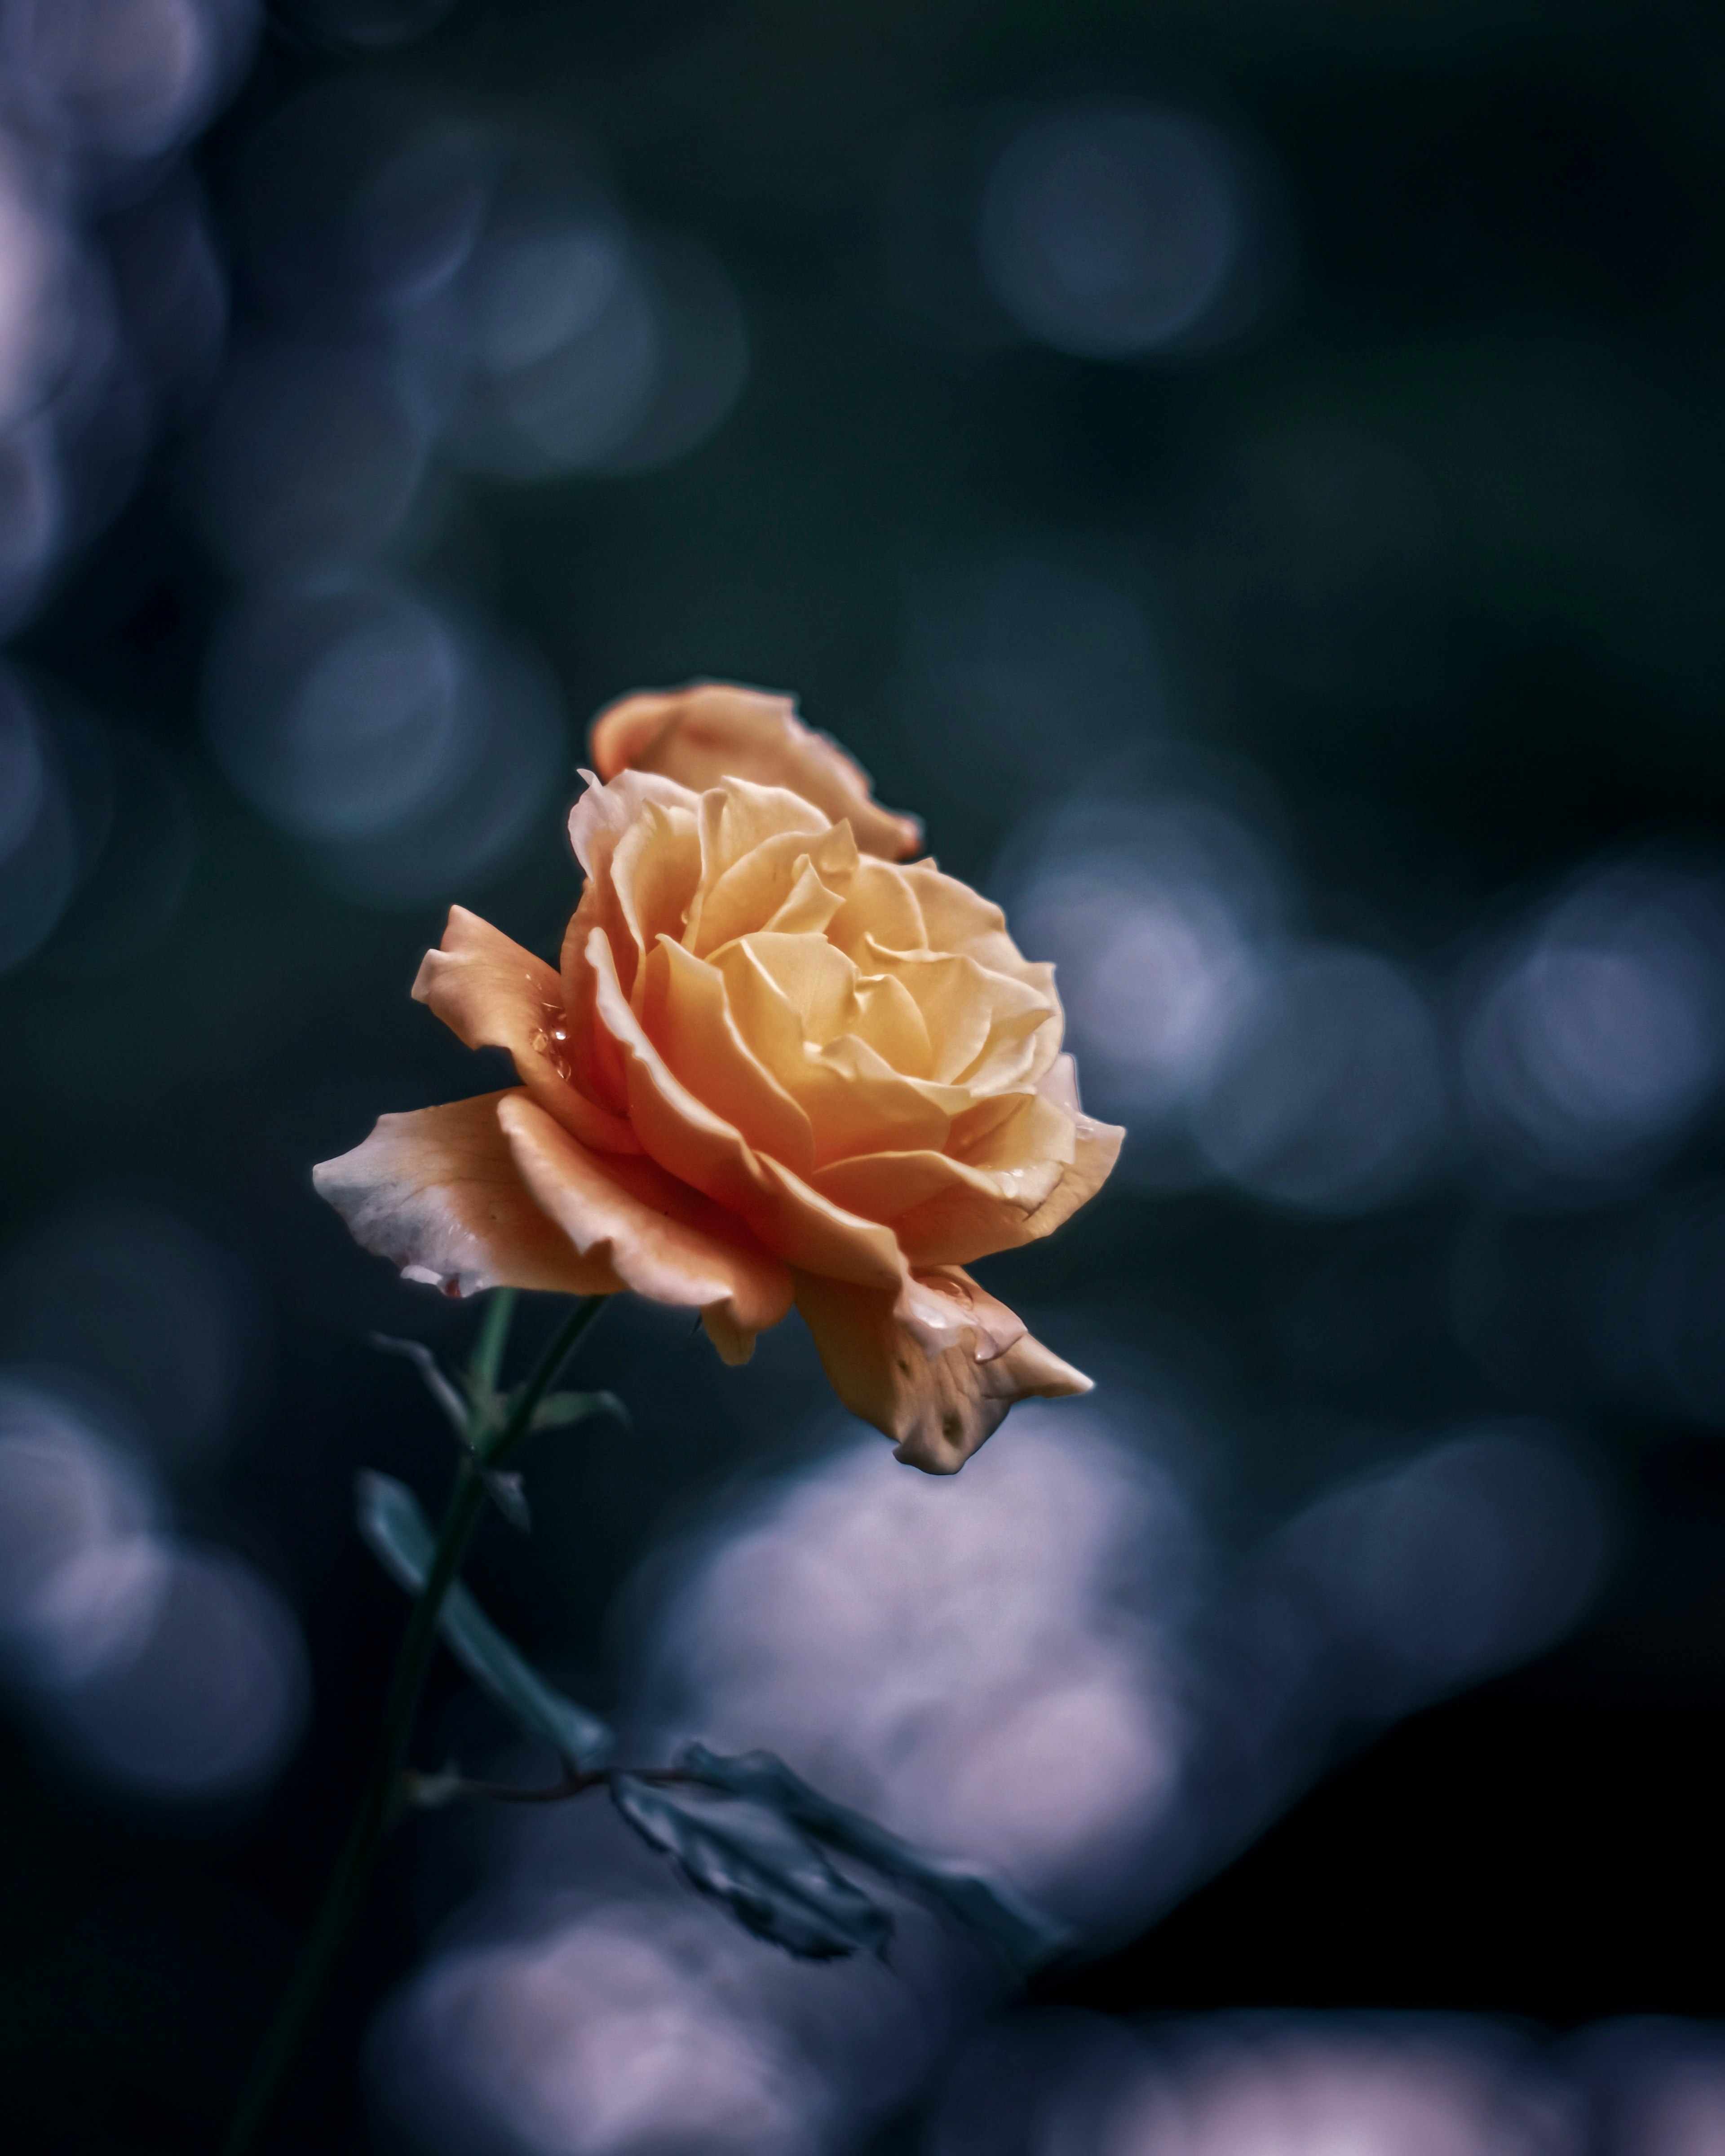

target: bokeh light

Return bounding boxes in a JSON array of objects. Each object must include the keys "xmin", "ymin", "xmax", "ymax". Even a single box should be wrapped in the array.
[
  {"xmin": 0, "ymin": 1193, "xmax": 258, "ymax": 1468},
  {"xmin": 194, "ymin": 340, "xmax": 430, "ymax": 579},
  {"xmin": 368, "ymin": 1395, "xmax": 1615, "ymax": 2154},
  {"xmin": 48, "ymin": 1539, "xmax": 308, "ymax": 1798},
  {"xmin": 203, "ymin": 568, "xmax": 566, "ymax": 905},
  {"xmin": 929, "ymin": 2010, "xmax": 1580, "ymax": 2156},
  {"xmin": 0, "ymin": 669, "xmax": 81, "ymax": 969},
  {"xmin": 1462, "ymin": 858, "xmax": 1725, "ymax": 1188},
  {"xmin": 1570, "ymin": 2020, "xmax": 1725, "ymax": 2156},
  {"xmin": 1265, "ymin": 1424, "xmax": 1614, "ymax": 1712},
  {"xmin": 1191, "ymin": 944, "xmax": 1446, "ymax": 1214},
  {"xmin": 0, "ymin": 1378, "xmax": 308, "ymax": 1798},
  {"xmin": 2, "ymin": 0, "xmax": 258, "ymax": 178},
  {"xmin": 0, "ymin": 1381, "xmax": 167, "ymax": 1688},
  {"xmin": 979, "ymin": 102, "xmax": 1262, "ymax": 358},
  {"xmin": 635, "ymin": 1408, "xmax": 1198, "ymax": 1925}
]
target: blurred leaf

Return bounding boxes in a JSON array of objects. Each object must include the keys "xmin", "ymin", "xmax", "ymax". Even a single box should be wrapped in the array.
[
  {"xmin": 369, "ymin": 1334, "xmax": 472, "ymax": 1443},
  {"xmin": 610, "ymin": 1774, "xmax": 893, "ymax": 1961},
  {"xmin": 401, "ymin": 1763, "xmax": 468, "ymax": 1809},
  {"xmin": 530, "ymin": 1388, "xmax": 628, "ymax": 1432},
  {"xmin": 355, "ymin": 1472, "xmax": 614, "ymax": 1770},
  {"xmin": 482, "ymin": 1467, "xmax": 531, "ymax": 1533},
  {"xmin": 678, "ymin": 1744, "xmax": 1066, "ymax": 1975}
]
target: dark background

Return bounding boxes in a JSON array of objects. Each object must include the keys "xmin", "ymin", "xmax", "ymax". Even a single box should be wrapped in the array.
[{"xmin": 4, "ymin": 0, "xmax": 1725, "ymax": 2147}]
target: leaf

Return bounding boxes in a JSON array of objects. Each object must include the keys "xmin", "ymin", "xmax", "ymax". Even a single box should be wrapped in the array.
[
  {"xmin": 530, "ymin": 1389, "xmax": 629, "ymax": 1433},
  {"xmin": 482, "ymin": 1468, "xmax": 531, "ymax": 1533},
  {"xmin": 610, "ymin": 1774, "xmax": 893, "ymax": 1962},
  {"xmin": 677, "ymin": 1744, "xmax": 1067, "ymax": 1976},
  {"xmin": 356, "ymin": 1472, "xmax": 614, "ymax": 1771},
  {"xmin": 369, "ymin": 1335, "xmax": 472, "ymax": 1443}
]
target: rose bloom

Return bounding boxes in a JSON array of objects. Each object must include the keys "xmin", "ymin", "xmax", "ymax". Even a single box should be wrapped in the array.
[{"xmin": 315, "ymin": 683, "xmax": 1122, "ymax": 1471}]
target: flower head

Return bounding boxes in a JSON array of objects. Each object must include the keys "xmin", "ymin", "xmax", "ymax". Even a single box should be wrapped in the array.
[{"xmin": 314, "ymin": 683, "xmax": 1121, "ymax": 1471}]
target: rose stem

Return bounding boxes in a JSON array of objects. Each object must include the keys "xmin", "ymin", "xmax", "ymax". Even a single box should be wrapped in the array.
[{"xmin": 221, "ymin": 1291, "xmax": 608, "ymax": 2156}]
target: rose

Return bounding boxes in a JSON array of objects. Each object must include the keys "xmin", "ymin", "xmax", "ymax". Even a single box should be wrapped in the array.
[
  {"xmin": 590, "ymin": 680, "xmax": 924, "ymax": 866},
  {"xmin": 315, "ymin": 682, "xmax": 1122, "ymax": 1471}
]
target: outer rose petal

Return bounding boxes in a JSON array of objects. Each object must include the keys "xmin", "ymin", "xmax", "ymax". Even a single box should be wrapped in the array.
[
  {"xmin": 497, "ymin": 1094, "xmax": 794, "ymax": 1365},
  {"xmin": 883, "ymin": 1058, "xmax": 1126, "ymax": 1266},
  {"xmin": 794, "ymin": 1265, "xmax": 1092, "ymax": 1474},
  {"xmin": 312, "ymin": 1093, "xmax": 620, "ymax": 1298},
  {"xmin": 590, "ymin": 681, "xmax": 923, "ymax": 863},
  {"xmin": 413, "ymin": 906, "xmax": 638, "ymax": 1153}
]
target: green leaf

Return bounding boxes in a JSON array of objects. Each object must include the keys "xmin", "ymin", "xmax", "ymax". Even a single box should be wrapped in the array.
[
  {"xmin": 529, "ymin": 1389, "xmax": 628, "ymax": 1433},
  {"xmin": 355, "ymin": 1472, "xmax": 614, "ymax": 1771},
  {"xmin": 677, "ymin": 1744, "xmax": 1067, "ymax": 1976},
  {"xmin": 369, "ymin": 1335, "xmax": 472, "ymax": 1442},
  {"xmin": 610, "ymin": 1775, "xmax": 893, "ymax": 1961},
  {"xmin": 482, "ymin": 1467, "xmax": 531, "ymax": 1533}
]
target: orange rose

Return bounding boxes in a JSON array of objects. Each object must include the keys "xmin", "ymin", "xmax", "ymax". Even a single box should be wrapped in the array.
[
  {"xmin": 314, "ymin": 683, "xmax": 1122, "ymax": 1471},
  {"xmin": 590, "ymin": 680, "xmax": 924, "ymax": 865}
]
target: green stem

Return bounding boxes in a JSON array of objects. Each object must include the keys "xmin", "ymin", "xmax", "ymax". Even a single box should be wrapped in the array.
[
  {"xmin": 222, "ymin": 1293, "xmax": 606, "ymax": 2156},
  {"xmin": 468, "ymin": 1286, "xmax": 518, "ymax": 1405}
]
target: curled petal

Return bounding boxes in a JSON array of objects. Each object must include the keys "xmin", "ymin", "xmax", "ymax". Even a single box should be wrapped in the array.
[
  {"xmin": 589, "ymin": 681, "xmax": 923, "ymax": 863},
  {"xmin": 414, "ymin": 907, "xmax": 638, "ymax": 1153},
  {"xmin": 312, "ymin": 1093, "xmax": 618, "ymax": 1299},
  {"xmin": 892, "ymin": 1063, "xmax": 1123, "ymax": 1267},
  {"xmin": 497, "ymin": 1094, "xmax": 794, "ymax": 1365},
  {"xmin": 794, "ymin": 1265, "xmax": 1092, "ymax": 1474},
  {"xmin": 587, "ymin": 926, "xmax": 908, "ymax": 1289}
]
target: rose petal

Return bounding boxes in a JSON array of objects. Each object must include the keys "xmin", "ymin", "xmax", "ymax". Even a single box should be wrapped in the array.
[
  {"xmin": 497, "ymin": 1094, "xmax": 793, "ymax": 1365},
  {"xmin": 610, "ymin": 800, "xmax": 704, "ymax": 1007},
  {"xmin": 794, "ymin": 1265, "xmax": 1092, "ymax": 1473},
  {"xmin": 900, "ymin": 862, "xmax": 1056, "ymax": 994},
  {"xmin": 562, "ymin": 772, "xmax": 700, "ymax": 1064},
  {"xmin": 810, "ymin": 1073, "xmax": 1120, "ymax": 1266},
  {"xmin": 587, "ymin": 926, "xmax": 909, "ymax": 1287},
  {"xmin": 589, "ymin": 681, "xmax": 922, "ymax": 862},
  {"xmin": 685, "ymin": 817, "xmax": 858, "ymax": 959},
  {"xmin": 414, "ymin": 906, "xmax": 639, "ymax": 1154},
  {"xmin": 312, "ymin": 1092, "xmax": 618, "ymax": 1298},
  {"xmin": 824, "ymin": 857, "xmax": 929, "ymax": 962},
  {"xmin": 859, "ymin": 941, "xmax": 1056, "ymax": 1089},
  {"xmin": 641, "ymin": 936, "xmax": 816, "ymax": 1174},
  {"xmin": 716, "ymin": 935, "xmax": 953, "ymax": 1162},
  {"xmin": 905, "ymin": 1098, "xmax": 1122, "ymax": 1268}
]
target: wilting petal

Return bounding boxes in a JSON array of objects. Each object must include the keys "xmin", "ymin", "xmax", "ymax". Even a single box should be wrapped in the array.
[
  {"xmin": 590, "ymin": 681, "xmax": 923, "ymax": 862},
  {"xmin": 414, "ymin": 907, "xmax": 638, "ymax": 1153},
  {"xmin": 497, "ymin": 1095, "xmax": 793, "ymax": 1365},
  {"xmin": 312, "ymin": 1092, "xmax": 617, "ymax": 1298},
  {"xmin": 794, "ymin": 1265, "xmax": 1092, "ymax": 1472}
]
